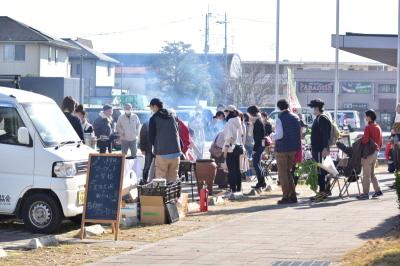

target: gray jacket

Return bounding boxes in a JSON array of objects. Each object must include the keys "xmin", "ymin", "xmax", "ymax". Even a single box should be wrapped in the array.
[
  {"xmin": 116, "ymin": 113, "xmax": 140, "ymax": 142},
  {"xmin": 149, "ymin": 109, "xmax": 181, "ymax": 155}
]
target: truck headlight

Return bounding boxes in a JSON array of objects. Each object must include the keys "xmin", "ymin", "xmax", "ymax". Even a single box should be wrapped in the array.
[{"xmin": 53, "ymin": 162, "xmax": 77, "ymax": 178}]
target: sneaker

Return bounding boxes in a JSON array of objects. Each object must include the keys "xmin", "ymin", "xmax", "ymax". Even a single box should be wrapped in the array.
[
  {"xmin": 357, "ymin": 194, "xmax": 369, "ymax": 200},
  {"xmin": 251, "ymin": 183, "xmax": 266, "ymax": 189},
  {"xmin": 372, "ymin": 191, "xmax": 383, "ymax": 198},
  {"xmin": 310, "ymin": 192, "xmax": 328, "ymax": 202},
  {"xmin": 277, "ymin": 198, "xmax": 297, "ymax": 205},
  {"xmin": 277, "ymin": 198, "xmax": 290, "ymax": 205}
]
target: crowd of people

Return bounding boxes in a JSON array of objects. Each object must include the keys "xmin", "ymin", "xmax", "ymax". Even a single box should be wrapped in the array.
[{"xmin": 61, "ymin": 94, "xmax": 391, "ymax": 204}]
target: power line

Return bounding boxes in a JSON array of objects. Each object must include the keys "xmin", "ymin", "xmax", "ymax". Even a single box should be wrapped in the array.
[
  {"xmin": 230, "ymin": 17, "xmax": 274, "ymax": 24},
  {"xmin": 78, "ymin": 16, "xmax": 201, "ymax": 38}
]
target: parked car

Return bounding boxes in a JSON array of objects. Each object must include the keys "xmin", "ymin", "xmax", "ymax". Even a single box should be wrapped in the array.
[
  {"xmin": 0, "ymin": 86, "xmax": 95, "ymax": 233},
  {"xmin": 269, "ymin": 108, "xmax": 314, "ymax": 128},
  {"xmin": 327, "ymin": 110, "xmax": 361, "ymax": 130},
  {"xmin": 134, "ymin": 110, "xmax": 152, "ymax": 124}
]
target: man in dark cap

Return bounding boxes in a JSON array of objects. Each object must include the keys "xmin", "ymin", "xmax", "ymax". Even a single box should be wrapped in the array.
[
  {"xmin": 94, "ymin": 104, "xmax": 113, "ymax": 153},
  {"xmin": 148, "ymin": 98, "xmax": 181, "ymax": 181},
  {"xmin": 308, "ymin": 99, "xmax": 332, "ymax": 201}
]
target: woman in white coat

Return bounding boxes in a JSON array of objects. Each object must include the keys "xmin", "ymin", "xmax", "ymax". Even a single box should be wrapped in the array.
[{"xmin": 222, "ymin": 105, "xmax": 245, "ymax": 193}]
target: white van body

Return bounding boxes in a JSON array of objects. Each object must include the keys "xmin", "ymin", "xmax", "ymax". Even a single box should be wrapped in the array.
[
  {"xmin": 0, "ymin": 87, "xmax": 93, "ymax": 233},
  {"xmin": 327, "ymin": 110, "xmax": 361, "ymax": 129}
]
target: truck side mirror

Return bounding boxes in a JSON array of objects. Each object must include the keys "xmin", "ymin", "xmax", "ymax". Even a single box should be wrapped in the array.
[{"xmin": 18, "ymin": 127, "xmax": 30, "ymax": 145}]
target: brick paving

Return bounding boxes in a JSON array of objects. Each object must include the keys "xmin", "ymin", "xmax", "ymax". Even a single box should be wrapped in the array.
[{"xmin": 92, "ymin": 173, "xmax": 399, "ymax": 266}]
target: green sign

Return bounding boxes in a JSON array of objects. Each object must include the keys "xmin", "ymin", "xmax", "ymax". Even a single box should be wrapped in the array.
[{"xmin": 341, "ymin": 82, "xmax": 372, "ymax": 94}]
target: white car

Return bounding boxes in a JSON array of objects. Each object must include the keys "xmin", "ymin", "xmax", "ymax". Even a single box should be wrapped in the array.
[
  {"xmin": 0, "ymin": 87, "xmax": 94, "ymax": 233},
  {"xmin": 327, "ymin": 110, "xmax": 361, "ymax": 129}
]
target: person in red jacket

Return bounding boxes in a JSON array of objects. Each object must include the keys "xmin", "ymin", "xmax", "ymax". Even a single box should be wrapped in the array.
[
  {"xmin": 358, "ymin": 109, "xmax": 383, "ymax": 200},
  {"xmin": 385, "ymin": 137, "xmax": 395, "ymax": 173},
  {"xmin": 176, "ymin": 117, "xmax": 191, "ymax": 156}
]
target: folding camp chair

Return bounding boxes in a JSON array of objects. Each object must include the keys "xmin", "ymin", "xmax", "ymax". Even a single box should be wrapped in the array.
[{"xmin": 327, "ymin": 157, "xmax": 362, "ymax": 199}]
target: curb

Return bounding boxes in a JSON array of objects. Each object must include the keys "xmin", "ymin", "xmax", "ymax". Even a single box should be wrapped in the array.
[{"xmin": 27, "ymin": 235, "xmax": 59, "ymax": 249}]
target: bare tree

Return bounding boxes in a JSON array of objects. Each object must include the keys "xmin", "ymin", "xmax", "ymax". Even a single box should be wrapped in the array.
[{"xmin": 236, "ymin": 63, "xmax": 275, "ymax": 107}]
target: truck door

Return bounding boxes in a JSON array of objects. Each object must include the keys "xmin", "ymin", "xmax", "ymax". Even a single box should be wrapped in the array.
[{"xmin": 0, "ymin": 104, "xmax": 34, "ymax": 214}]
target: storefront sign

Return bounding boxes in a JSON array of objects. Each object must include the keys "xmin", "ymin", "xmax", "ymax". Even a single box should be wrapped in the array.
[
  {"xmin": 297, "ymin": 81, "xmax": 334, "ymax": 93},
  {"xmin": 341, "ymin": 82, "xmax": 372, "ymax": 94},
  {"xmin": 343, "ymin": 103, "xmax": 368, "ymax": 110}
]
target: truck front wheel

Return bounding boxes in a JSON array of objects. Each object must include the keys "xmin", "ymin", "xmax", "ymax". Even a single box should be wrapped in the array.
[{"xmin": 22, "ymin": 193, "xmax": 63, "ymax": 234}]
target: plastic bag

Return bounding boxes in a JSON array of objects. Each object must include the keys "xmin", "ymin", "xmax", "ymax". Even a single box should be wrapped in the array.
[{"xmin": 318, "ymin": 155, "xmax": 339, "ymax": 177}]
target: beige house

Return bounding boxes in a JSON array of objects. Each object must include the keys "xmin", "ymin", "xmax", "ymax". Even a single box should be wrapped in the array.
[{"xmin": 0, "ymin": 16, "xmax": 76, "ymax": 78}]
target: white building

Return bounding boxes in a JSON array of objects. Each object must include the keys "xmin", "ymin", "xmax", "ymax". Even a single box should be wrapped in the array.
[{"xmin": 0, "ymin": 16, "xmax": 76, "ymax": 78}]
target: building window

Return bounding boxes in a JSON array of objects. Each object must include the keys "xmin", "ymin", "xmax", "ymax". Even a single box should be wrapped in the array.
[
  {"xmin": 378, "ymin": 84, "xmax": 396, "ymax": 94},
  {"xmin": 4, "ymin": 44, "xmax": 14, "ymax": 61},
  {"xmin": 54, "ymin": 49, "xmax": 58, "ymax": 63},
  {"xmin": 3, "ymin": 44, "xmax": 25, "ymax": 61},
  {"xmin": 48, "ymin": 46, "xmax": 52, "ymax": 62},
  {"xmin": 76, "ymin": 64, "xmax": 81, "ymax": 75},
  {"xmin": 107, "ymin": 64, "xmax": 112, "ymax": 77},
  {"xmin": 15, "ymin": 45, "xmax": 25, "ymax": 61}
]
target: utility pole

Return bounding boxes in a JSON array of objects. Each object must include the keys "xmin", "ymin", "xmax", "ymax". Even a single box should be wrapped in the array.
[
  {"xmin": 274, "ymin": 0, "xmax": 280, "ymax": 106},
  {"xmin": 204, "ymin": 11, "xmax": 210, "ymax": 56},
  {"xmin": 217, "ymin": 12, "xmax": 229, "ymax": 104},
  {"xmin": 224, "ymin": 12, "xmax": 228, "ymax": 72},
  {"xmin": 120, "ymin": 63, "xmax": 123, "ymax": 96},
  {"xmin": 334, "ymin": 0, "xmax": 340, "ymax": 123},
  {"xmin": 80, "ymin": 54, "xmax": 84, "ymax": 104},
  {"xmin": 397, "ymin": 0, "xmax": 400, "ymax": 103}
]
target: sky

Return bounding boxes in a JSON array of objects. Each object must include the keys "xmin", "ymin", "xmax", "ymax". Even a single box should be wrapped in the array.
[{"xmin": 1, "ymin": 0, "xmax": 398, "ymax": 62}]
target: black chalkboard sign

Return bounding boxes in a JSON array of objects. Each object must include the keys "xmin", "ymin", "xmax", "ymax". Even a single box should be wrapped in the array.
[{"xmin": 80, "ymin": 154, "xmax": 125, "ymax": 240}]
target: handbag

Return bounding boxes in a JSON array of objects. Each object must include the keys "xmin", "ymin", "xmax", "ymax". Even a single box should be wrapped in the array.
[
  {"xmin": 233, "ymin": 145, "xmax": 244, "ymax": 156},
  {"xmin": 209, "ymin": 142, "xmax": 223, "ymax": 159}
]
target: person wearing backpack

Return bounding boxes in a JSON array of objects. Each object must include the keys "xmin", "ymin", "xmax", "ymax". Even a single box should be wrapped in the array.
[{"xmin": 308, "ymin": 99, "xmax": 332, "ymax": 202}]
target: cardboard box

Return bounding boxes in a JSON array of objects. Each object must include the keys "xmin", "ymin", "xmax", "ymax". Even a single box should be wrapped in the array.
[{"xmin": 140, "ymin": 196, "xmax": 166, "ymax": 225}]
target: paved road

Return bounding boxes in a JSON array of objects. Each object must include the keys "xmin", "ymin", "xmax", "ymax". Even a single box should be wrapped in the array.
[{"xmin": 92, "ymin": 173, "xmax": 399, "ymax": 266}]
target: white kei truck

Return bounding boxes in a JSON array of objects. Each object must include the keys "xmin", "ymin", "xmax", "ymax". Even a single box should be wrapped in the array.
[{"xmin": 0, "ymin": 86, "xmax": 93, "ymax": 233}]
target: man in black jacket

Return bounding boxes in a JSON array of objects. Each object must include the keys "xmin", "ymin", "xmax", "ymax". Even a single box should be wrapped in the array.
[
  {"xmin": 94, "ymin": 105, "xmax": 113, "ymax": 154},
  {"xmin": 308, "ymin": 99, "xmax": 331, "ymax": 201},
  {"xmin": 248, "ymin": 106, "xmax": 266, "ymax": 189},
  {"xmin": 139, "ymin": 121, "xmax": 153, "ymax": 183},
  {"xmin": 148, "ymin": 98, "xmax": 181, "ymax": 181}
]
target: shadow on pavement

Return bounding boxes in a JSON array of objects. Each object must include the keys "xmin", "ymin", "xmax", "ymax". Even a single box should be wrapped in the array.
[
  {"xmin": 357, "ymin": 214, "xmax": 400, "ymax": 240},
  {"xmin": 203, "ymin": 195, "xmax": 357, "ymax": 217}
]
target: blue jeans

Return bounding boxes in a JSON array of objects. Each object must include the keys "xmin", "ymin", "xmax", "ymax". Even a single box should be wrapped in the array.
[
  {"xmin": 252, "ymin": 146, "xmax": 265, "ymax": 186},
  {"xmin": 245, "ymin": 144, "xmax": 253, "ymax": 159}
]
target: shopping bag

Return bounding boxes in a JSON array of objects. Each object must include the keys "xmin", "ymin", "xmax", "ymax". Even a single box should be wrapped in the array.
[
  {"xmin": 240, "ymin": 154, "xmax": 249, "ymax": 173},
  {"xmin": 318, "ymin": 155, "xmax": 339, "ymax": 177}
]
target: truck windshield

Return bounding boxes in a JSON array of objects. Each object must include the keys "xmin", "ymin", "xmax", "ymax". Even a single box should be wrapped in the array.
[{"xmin": 23, "ymin": 102, "xmax": 80, "ymax": 147}]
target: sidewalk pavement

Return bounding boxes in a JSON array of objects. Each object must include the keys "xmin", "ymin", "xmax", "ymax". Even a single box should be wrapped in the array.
[{"xmin": 91, "ymin": 173, "xmax": 399, "ymax": 266}]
